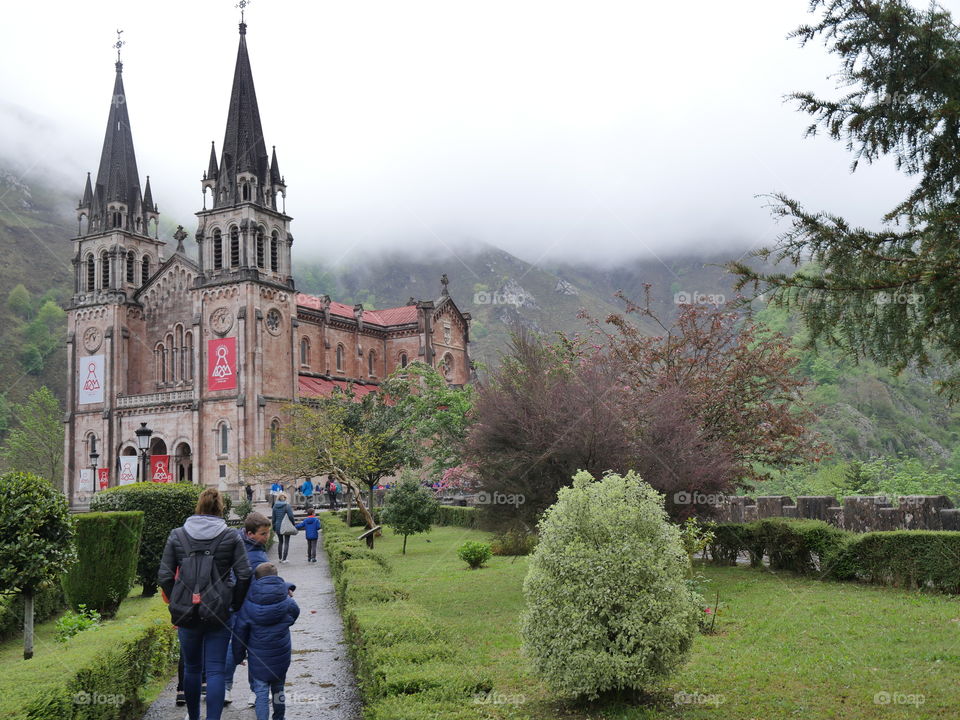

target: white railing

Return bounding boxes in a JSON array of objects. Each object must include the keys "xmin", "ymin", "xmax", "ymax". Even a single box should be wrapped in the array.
[{"xmin": 116, "ymin": 390, "xmax": 194, "ymax": 408}]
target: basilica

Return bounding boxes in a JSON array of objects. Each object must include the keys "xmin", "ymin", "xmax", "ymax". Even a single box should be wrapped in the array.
[{"xmin": 64, "ymin": 20, "xmax": 471, "ymax": 503}]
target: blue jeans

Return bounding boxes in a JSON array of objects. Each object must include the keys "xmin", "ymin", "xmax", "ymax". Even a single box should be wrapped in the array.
[
  {"xmin": 251, "ymin": 676, "xmax": 286, "ymax": 720},
  {"xmin": 178, "ymin": 624, "xmax": 231, "ymax": 720}
]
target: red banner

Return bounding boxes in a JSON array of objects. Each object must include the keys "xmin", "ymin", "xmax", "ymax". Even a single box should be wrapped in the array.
[
  {"xmin": 97, "ymin": 468, "xmax": 110, "ymax": 490},
  {"xmin": 151, "ymin": 455, "xmax": 172, "ymax": 483},
  {"xmin": 208, "ymin": 337, "xmax": 237, "ymax": 391}
]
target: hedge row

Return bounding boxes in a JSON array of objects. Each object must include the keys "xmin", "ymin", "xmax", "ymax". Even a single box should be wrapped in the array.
[
  {"xmin": 23, "ymin": 600, "xmax": 179, "ymax": 720},
  {"xmin": 63, "ymin": 512, "xmax": 144, "ymax": 617},
  {"xmin": 0, "ymin": 585, "xmax": 65, "ymax": 643},
  {"xmin": 332, "ymin": 505, "xmax": 478, "ymax": 530},
  {"xmin": 707, "ymin": 518, "xmax": 960, "ymax": 592},
  {"xmin": 321, "ymin": 515, "xmax": 492, "ymax": 719}
]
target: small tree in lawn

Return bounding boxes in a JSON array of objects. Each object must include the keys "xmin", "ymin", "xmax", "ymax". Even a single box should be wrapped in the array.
[
  {"xmin": 381, "ymin": 474, "xmax": 438, "ymax": 554},
  {"xmin": 0, "ymin": 471, "xmax": 75, "ymax": 659}
]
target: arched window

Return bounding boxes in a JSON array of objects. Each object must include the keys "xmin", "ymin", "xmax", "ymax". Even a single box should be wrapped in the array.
[
  {"xmin": 368, "ymin": 350, "xmax": 376, "ymax": 376},
  {"xmin": 213, "ymin": 229, "xmax": 223, "ymax": 269},
  {"xmin": 141, "ymin": 256, "xmax": 150, "ymax": 285},
  {"xmin": 256, "ymin": 228, "xmax": 265, "ymax": 268},
  {"xmin": 230, "ymin": 226, "xmax": 240, "ymax": 267},
  {"xmin": 86, "ymin": 253, "xmax": 96, "ymax": 292},
  {"xmin": 184, "ymin": 331, "xmax": 194, "ymax": 381},
  {"xmin": 399, "ymin": 352, "xmax": 408, "ymax": 369},
  {"xmin": 242, "ymin": 183, "xmax": 250, "ymax": 201},
  {"xmin": 166, "ymin": 333, "xmax": 175, "ymax": 383},
  {"xmin": 438, "ymin": 353, "xmax": 453, "ymax": 380},
  {"xmin": 300, "ymin": 337, "xmax": 310, "ymax": 366},
  {"xmin": 112, "ymin": 210, "xmax": 122, "ymax": 228},
  {"xmin": 219, "ymin": 423, "xmax": 229, "ymax": 455},
  {"xmin": 336, "ymin": 344, "xmax": 344, "ymax": 372},
  {"xmin": 270, "ymin": 419, "xmax": 281, "ymax": 451},
  {"xmin": 126, "ymin": 252, "xmax": 135, "ymax": 284},
  {"xmin": 100, "ymin": 250, "xmax": 110, "ymax": 288},
  {"xmin": 156, "ymin": 343, "xmax": 166, "ymax": 384},
  {"xmin": 270, "ymin": 231, "xmax": 279, "ymax": 272},
  {"xmin": 175, "ymin": 325, "xmax": 185, "ymax": 382}
]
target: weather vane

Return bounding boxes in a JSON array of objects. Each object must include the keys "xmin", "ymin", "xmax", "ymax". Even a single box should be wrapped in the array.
[
  {"xmin": 114, "ymin": 29, "xmax": 125, "ymax": 62},
  {"xmin": 236, "ymin": 0, "xmax": 251, "ymax": 23}
]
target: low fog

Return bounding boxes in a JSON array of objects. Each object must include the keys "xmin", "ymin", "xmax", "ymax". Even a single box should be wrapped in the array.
[{"xmin": 0, "ymin": 0, "xmax": 938, "ymax": 266}]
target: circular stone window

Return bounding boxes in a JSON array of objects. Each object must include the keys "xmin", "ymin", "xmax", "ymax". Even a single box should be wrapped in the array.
[{"xmin": 265, "ymin": 308, "xmax": 282, "ymax": 335}]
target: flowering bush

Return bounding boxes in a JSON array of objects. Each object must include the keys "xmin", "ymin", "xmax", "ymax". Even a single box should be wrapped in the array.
[{"xmin": 521, "ymin": 470, "xmax": 702, "ymax": 699}]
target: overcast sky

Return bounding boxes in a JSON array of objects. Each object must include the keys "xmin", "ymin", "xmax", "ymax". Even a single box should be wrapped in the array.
[{"xmin": 0, "ymin": 0, "xmax": 947, "ymax": 265}]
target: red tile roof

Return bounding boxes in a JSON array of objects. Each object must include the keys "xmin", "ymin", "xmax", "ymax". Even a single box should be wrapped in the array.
[
  {"xmin": 296, "ymin": 293, "xmax": 419, "ymax": 327},
  {"xmin": 298, "ymin": 376, "xmax": 380, "ymax": 400}
]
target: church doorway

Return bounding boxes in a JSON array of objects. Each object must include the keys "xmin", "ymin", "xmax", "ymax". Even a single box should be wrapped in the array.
[{"xmin": 174, "ymin": 442, "xmax": 194, "ymax": 483}]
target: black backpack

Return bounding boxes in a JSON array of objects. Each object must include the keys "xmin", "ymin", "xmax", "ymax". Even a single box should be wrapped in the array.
[{"xmin": 168, "ymin": 528, "xmax": 234, "ymax": 627}]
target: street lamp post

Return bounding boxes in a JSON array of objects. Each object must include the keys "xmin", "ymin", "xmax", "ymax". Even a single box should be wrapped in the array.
[
  {"xmin": 89, "ymin": 436, "xmax": 99, "ymax": 496},
  {"xmin": 135, "ymin": 422, "xmax": 153, "ymax": 483}
]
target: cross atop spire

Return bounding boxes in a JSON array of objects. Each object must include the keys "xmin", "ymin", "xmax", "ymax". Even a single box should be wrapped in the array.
[{"xmin": 114, "ymin": 29, "xmax": 125, "ymax": 63}]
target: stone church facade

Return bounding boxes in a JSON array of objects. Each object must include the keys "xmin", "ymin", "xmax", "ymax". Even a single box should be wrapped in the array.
[{"xmin": 63, "ymin": 21, "xmax": 471, "ymax": 503}]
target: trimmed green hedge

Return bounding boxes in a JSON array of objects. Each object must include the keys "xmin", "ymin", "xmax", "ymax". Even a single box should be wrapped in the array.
[
  {"xmin": 0, "ymin": 585, "xmax": 65, "ymax": 643},
  {"xmin": 320, "ymin": 514, "xmax": 492, "ymax": 718},
  {"xmin": 707, "ymin": 518, "xmax": 960, "ymax": 592},
  {"xmin": 63, "ymin": 512, "xmax": 144, "ymax": 617},
  {"xmin": 434, "ymin": 505, "xmax": 478, "ymax": 529},
  {"xmin": 22, "ymin": 600, "xmax": 179, "ymax": 720},
  {"xmin": 90, "ymin": 483, "xmax": 210, "ymax": 595}
]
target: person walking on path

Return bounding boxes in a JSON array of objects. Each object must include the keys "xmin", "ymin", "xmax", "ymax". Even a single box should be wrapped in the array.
[
  {"xmin": 158, "ymin": 488, "xmax": 252, "ymax": 720},
  {"xmin": 295, "ymin": 507, "xmax": 321, "ymax": 563},
  {"xmin": 298, "ymin": 479, "xmax": 314, "ymax": 509},
  {"xmin": 232, "ymin": 562, "xmax": 300, "ymax": 720},
  {"xmin": 225, "ymin": 512, "xmax": 272, "ymax": 707},
  {"xmin": 269, "ymin": 482, "xmax": 284, "ymax": 508},
  {"xmin": 271, "ymin": 493, "xmax": 296, "ymax": 564},
  {"xmin": 325, "ymin": 476, "xmax": 338, "ymax": 511},
  {"xmin": 245, "ymin": 484, "xmax": 254, "ymax": 503}
]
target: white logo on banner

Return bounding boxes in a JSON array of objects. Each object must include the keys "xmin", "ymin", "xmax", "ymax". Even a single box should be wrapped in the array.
[
  {"xmin": 118, "ymin": 457, "xmax": 138, "ymax": 485},
  {"xmin": 212, "ymin": 346, "xmax": 233, "ymax": 379},
  {"xmin": 78, "ymin": 355, "xmax": 105, "ymax": 404}
]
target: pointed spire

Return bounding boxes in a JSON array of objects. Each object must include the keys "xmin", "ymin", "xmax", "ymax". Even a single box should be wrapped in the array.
[
  {"xmin": 213, "ymin": 21, "xmax": 269, "ymax": 208},
  {"xmin": 269, "ymin": 146, "xmax": 282, "ymax": 185},
  {"xmin": 80, "ymin": 172, "xmax": 93, "ymax": 209},
  {"xmin": 206, "ymin": 141, "xmax": 219, "ymax": 181},
  {"xmin": 142, "ymin": 175, "xmax": 155, "ymax": 211},
  {"xmin": 89, "ymin": 59, "xmax": 145, "ymax": 233}
]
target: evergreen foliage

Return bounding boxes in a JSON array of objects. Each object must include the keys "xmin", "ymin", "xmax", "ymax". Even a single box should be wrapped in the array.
[
  {"xmin": 381, "ymin": 475, "xmax": 438, "ymax": 554},
  {"xmin": 62, "ymin": 511, "xmax": 144, "ymax": 617},
  {"xmin": 521, "ymin": 470, "xmax": 701, "ymax": 699}
]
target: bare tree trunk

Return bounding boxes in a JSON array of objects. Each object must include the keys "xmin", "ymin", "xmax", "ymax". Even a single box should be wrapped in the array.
[
  {"xmin": 23, "ymin": 589, "xmax": 34, "ymax": 660},
  {"xmin": 339, "ymin": 477, "xmax": 376, "ymax": 530}
]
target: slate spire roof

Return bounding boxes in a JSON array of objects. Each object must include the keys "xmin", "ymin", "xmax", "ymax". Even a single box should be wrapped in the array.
[
  {"xmin": 212, "ymin": 21, "xmax": 272, "ymax": 209},
  {"xmin": 78, "ymin": 60, "xmax": 155, "ymax": 236}
]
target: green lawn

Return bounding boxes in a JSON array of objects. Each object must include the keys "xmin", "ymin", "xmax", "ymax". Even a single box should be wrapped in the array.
[
  {"xmin": 372, "ymin": 525, "xmax": 960, "ymax": 719},
  {"xmin": 0, "ymin": 588, "xmax": 172, "ymax": 718}
]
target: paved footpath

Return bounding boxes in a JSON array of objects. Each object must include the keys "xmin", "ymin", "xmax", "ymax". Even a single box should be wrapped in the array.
[{"xmin": 142, "ymin": 509, "xmax": 362, "ymax": 720}]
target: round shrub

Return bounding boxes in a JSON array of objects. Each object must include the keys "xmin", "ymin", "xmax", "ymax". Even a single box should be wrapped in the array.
[
  {"xmin": 62, "ymin": 511, "xmax": 144, "ymax": 617},
  {"xmin": 457, "ymin": 541, "xmax": 492, "ymax": 569},
  {"xmin": 90, "ymin": 482, "xmax": 205, "ymax": 595},
  {"xmin": 521, "ymin": 470, "xmax": 702, "ymax": 700}
]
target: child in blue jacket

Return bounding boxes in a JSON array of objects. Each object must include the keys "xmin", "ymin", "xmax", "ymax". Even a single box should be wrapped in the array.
[
  {"xmin": 296, "ymin": 505, "xmax": 321, "ymax": 563},
  {"xmin": 233, "ymin": 563, "xmax": 300, "ymax": 720}
]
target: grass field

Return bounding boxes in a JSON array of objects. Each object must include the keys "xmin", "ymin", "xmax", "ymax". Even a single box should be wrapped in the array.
[
  {"xmin": 0, "ymin": 588, "xmax": 173, "ymax": 719},
  {"xmin": 367, "ymin": 525, "xmax": 960, "ymax": 719}
]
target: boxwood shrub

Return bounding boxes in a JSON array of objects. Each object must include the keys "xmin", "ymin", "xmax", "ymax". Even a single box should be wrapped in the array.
[
  {"xmin": 847, "ymin": 531, "xmax": 960, "ymax": 592},
  {"xmin": 63, "ymin": 512, "xmax": 144, "ymax": 617}
]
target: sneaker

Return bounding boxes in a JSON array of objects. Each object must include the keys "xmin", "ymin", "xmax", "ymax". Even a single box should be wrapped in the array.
[
  {"xmin": 247, "ymin": 693, "xmax": 256, "ymax": 707},
  {"xmin": 224, "ymin": 689, "xmax": 233, "ymax": 705},
  {"xmin": 175, "ymin": 692, "xmax": 186, "ymax": 706}
]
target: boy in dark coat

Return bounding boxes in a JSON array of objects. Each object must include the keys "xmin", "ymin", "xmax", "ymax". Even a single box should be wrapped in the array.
[
  {"xmin": 295, "ymin": 506, "xmax": 321, "ymax": 562},
  {"xmin": 233, "ymin": 563, "xmax": 300, "ymax": 720}
]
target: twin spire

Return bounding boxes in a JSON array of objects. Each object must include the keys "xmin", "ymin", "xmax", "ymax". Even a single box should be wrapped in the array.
[
  {"xmin": 204, "ymin": 21, "xmax": 286, "ymax": 211},
  {"xmin": 79, "ymin": 19, "xmax": 285, "ymax": 239}
]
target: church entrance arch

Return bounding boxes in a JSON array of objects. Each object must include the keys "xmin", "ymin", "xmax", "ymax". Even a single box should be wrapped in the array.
[{"xmin": 174, "ymin": 442, "xmax": 194, "ymax": 483}]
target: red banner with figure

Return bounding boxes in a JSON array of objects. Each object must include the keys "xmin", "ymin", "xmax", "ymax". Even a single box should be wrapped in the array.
[
  {"xmin": 151, "ymin": 455, "xmax": 172, "ymax": 483},
  {"xmin": 208, "ymin": 337, "xmax": 237, "ymax": 391},
  {"xmin": 97, "ymin": 468, "xmax": 109, "ymax": 490}
]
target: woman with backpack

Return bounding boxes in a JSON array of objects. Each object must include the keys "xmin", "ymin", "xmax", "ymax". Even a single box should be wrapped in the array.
[
  {"xmin": 159, "ymin": 488, "xmax": 252, "ymax": 720},
  {"xmin": 271, "ymin": 492, "xmax": 296, "ymax": 563}
]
